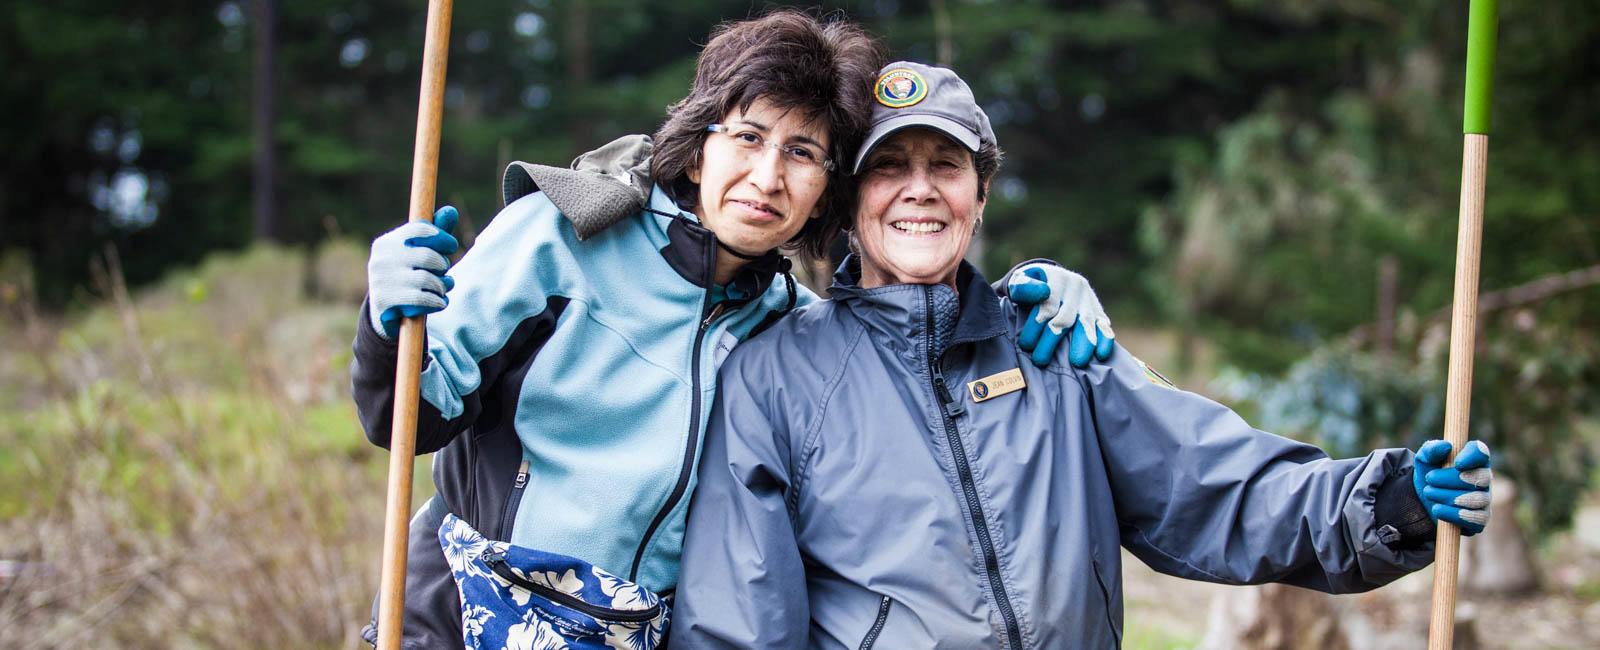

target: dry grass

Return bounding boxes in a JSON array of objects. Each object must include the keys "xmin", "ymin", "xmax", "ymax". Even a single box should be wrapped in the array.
[
  {"xmin": 0, "ymin": 243, "xmax": 415, "ymax": 649},
  {"xmin": 4, "ymin": 244, "xmax": 1594, "ymax": 649}
]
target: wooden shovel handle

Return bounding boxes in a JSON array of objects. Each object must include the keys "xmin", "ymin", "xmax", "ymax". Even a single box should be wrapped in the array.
[{"xmin": 376, "ymin": 1, "xmax": 453, "ymax": 648}]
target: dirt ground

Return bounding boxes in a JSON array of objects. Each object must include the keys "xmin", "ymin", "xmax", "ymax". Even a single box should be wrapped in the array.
[{"xmin": 1119, "ymin": 528, "xmax": 1600, "ymax": 649}]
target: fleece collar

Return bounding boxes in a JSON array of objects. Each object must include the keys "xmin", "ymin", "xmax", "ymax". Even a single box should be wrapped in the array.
[{"xmin": 500, "ymin": 134, "xmax": 654, "ymax": 240}]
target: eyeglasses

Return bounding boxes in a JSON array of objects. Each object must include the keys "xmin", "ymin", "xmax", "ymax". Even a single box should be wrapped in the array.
[{"xmin": 705, "ymin": 124, "xmax": 835, "ymax": 178}]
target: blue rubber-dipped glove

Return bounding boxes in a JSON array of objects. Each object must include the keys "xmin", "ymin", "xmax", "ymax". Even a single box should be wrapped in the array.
[
  {"xmin": 1007, "ymin": 263, "xmax": 1115, "ymax": 368},
  {"xmin": 367, "ymin": 206, "xmax": 460, "ymax": 340},
  {"xmin": 1413, "ymin": 439, "xmax": 1493, "ymax": 536}
]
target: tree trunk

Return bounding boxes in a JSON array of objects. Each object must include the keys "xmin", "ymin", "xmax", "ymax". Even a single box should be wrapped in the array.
[
  {"xmin": 1200, "ymin": 584, "xmax": 1354, "ymax": 650},
  {"xmin": 929, "ymin": 0, "xmax": 987, "ymax": 270},
  {"xmin": 251, "ymin": 0, "xmax": 278, "ymax": 241},
  {"xmin": 1459, "ymin": 477, "xmax": 1539, "ymax": 595},
  {"xmin": 1376, "ymin": 255, "xmax": 1398, "ymax": 363},
  {"xmin": 564, "ymin": 0, "xmax": 593, "ymax": 158}
]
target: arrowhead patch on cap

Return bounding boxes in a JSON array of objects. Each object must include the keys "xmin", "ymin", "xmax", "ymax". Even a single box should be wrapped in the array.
[{"xmin": 875, "ymin": 68, "xmax": 928, "ymax": 109}]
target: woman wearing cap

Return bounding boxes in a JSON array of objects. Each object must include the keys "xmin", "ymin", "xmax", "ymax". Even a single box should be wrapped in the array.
[
  {"xmin": 670, "ymin": 61, "xmax": 1494, "ymax": 648},
  {"xmin": 351, "ymin": 15, "xmax": 1109, "ymax": 649}
]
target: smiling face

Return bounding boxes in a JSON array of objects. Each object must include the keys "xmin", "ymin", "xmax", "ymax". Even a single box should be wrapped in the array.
[
  {"xmin": 853, "ymin": 128, "xmax": 984, "ymax": 289},
  {"xmin": 687, "ymin": 97, "xmax": 832, "ymax": 259}
]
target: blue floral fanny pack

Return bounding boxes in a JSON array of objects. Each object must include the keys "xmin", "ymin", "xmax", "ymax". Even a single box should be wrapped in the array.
[{"xmin": 438, "ymin": 513, "xmax": 669, "ymax": 649}]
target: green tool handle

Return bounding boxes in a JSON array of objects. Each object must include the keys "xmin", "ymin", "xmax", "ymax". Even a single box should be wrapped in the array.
[{"xmin": 1464, "ymin": 0, "xmax": 1498, "ymax": 134}]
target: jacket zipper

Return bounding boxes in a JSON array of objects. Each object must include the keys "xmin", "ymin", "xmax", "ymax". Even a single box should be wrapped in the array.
[
  {"xmin": 925, "ymin": 286, "xmax": 1023, "ymax": 649},
  {"xmin": 482, "ymin": 551, "xmax": 662, "ymax": 623},
  {"xmin": 860, "ymin": 595, "xmax": 892, "ymax": 649},
  {"xmin": 498, "ymin": 459, "xmax": 530, "ymax": 540},
  {"xmin": 628, "ymin": 240, "xmax": 728, "ymax": 582}
]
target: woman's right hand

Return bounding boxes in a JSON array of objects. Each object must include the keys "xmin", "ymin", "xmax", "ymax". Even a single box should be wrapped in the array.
[{"xmin": 367, "ymin": 206, "xmax": 460, "ymax": 340}]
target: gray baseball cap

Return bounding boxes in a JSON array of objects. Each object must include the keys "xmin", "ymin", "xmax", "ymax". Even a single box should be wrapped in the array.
[{"xmin": 851, "ymin": 61, "xmax": 996, "ymax": 175}]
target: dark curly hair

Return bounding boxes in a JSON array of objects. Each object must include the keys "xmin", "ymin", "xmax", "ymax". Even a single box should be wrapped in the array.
[{"xmin": 649, "ymin": 10, "xmax": 886, "ymax": 260}]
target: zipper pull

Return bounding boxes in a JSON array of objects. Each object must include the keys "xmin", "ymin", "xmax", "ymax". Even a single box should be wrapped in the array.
[
  {"xmin": 701, "ymin": 301, "xmax": 727, "ymax": 331},
  {"xmin": 933, "ymin": 376, "xmax": 965, "ymax": 418},
  {"xmin": 513, "ymin": 460, "xmax": 529, "ymax": 489}
]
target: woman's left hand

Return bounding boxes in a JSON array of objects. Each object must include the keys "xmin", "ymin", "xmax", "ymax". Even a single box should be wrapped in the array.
[{"xmin": 1007, "ymin": 263, "xmax": 1115, "ymax": 368}]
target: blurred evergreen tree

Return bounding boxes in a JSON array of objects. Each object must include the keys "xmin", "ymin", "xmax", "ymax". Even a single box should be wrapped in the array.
[
  {"xmin": 5, "ymin": 0, "xmax": 820, "ymax": 306},
  {"xmin": 1144, "ymin": 0, "xmax": 1599, "ymax": 371},
  {"xmin": 6, "ymin": 0, "xmax": 1596, "ymax": 368},
  {"xmin": 4, "ymin": 1, "xmax": 251, "ymax": 304}
]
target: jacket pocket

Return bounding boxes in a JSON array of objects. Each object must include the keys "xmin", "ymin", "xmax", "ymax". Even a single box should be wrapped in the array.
[
  {"xmin": 859, "ymin": 595, "xmax": 893, "ymax": 650},
  {"xmin": 438, "ymin": 513, "xmax": 669, "ymax": 650},
  {"xmin": 1088, "ymin": 556, "xmax": 1121, "ymax": 647}
]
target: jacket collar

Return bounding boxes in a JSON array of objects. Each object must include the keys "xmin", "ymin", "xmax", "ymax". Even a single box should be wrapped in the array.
[
  {"xmin": 501, "ymin": 134, "xmax": 653, "ymax": 240},
  {"xmin": 829, "ymin": 254, "xmax": 1008, "ymax": 351},
  {"xmin": 651, "ymin": 186, "xmax": 788, "ymax": 296}
]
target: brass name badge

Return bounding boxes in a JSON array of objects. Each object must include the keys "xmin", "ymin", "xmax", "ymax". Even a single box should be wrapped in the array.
[{"xmin": 968, "ymin": 368, "xmax": 1026, "ymax": 403}]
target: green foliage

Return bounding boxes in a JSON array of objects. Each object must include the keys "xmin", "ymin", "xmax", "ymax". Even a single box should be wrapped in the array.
[
  {"xmin": 1139, "ymin": 0, "xmax": 1600, "ymax": 532},
  {"xmin": 1121, "ymin": 622, "xmax": 1198, "ymax": 650},
  {"xmin": 1142, "ymin": 92, "xmax": 1411, "ymax": 369},
  {"xmin": 1577, "ymin": 579, "xmax": 1600, "ymax": 603},
  {"xmin": 1220, "ymin": 307, "xmax": 1600, "ymax": 533},
  {"xmin": 1144, "ymin": 0, "xmax": 1600, "ymax": 368}
]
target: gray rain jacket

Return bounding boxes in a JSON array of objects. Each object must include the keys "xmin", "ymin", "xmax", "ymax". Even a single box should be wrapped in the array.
[{"xmin": 670, "ymin": 259, "xmax": 1435, "ymax": 649}]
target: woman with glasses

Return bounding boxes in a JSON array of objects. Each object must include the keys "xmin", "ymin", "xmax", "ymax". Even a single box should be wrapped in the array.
[
  {"xmin": 351, "ymin": 12, "xmax": 1108, "ymax": 650},
  {"xmin": 352, "ymin": 13, "xmax": 879, "ymax": 648}
]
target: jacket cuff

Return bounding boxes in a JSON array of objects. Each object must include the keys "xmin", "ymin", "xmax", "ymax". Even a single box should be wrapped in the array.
[
  {"xmin": 1374, "ymin": 465, "xmax": 1435, "ymax": 550},
  {"xmin": 1340, "ymin": 448, "xmax": 1435, "ymax": 585},
  {"xmin": 358, "ymin": 295, "xmax": 398, "ymax": 347}
]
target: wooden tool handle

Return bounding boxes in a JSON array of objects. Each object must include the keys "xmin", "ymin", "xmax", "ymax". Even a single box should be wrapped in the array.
[
  {"xmin": 1427, "ymin": 133, "xmax": 1488, "ymax": 650},
  {"xmin": 376, "ymin": 1, "xmax": 453, "ymax": 648}
]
